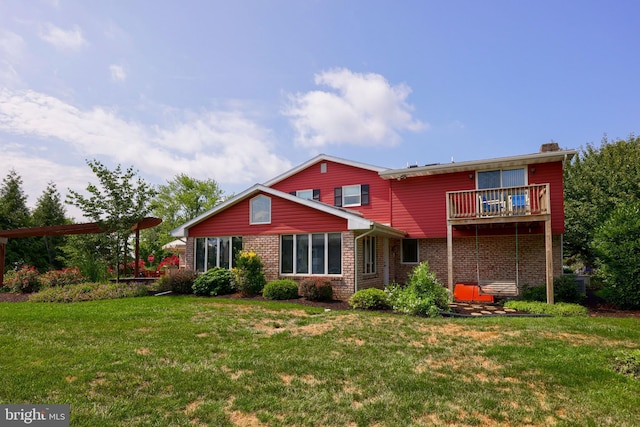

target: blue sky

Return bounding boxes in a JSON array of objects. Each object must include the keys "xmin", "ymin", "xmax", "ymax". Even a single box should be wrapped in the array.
[{"xmin": 0, "ymin": 0, "xmax": 638, "ymax": 220}]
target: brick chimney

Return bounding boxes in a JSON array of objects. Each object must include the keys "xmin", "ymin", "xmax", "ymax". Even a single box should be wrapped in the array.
[{"xmin": 540, "ymin": 142, "xmax": 560, "ymax": 152}]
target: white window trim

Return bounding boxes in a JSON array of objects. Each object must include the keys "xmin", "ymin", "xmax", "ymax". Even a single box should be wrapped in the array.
[
  {"xmin": 342, "ymin": 184, "xmax": 362, "ymax": 207},
  {"xmin": 250, "ymin": 195, "xmax": 271, "ymax": 224},
  {"xmin": 280, "ymin": 233, "xmax": 342, "ymax": 276},
  {"xmin": 194, "ymin": 236, "xmax": 241, "ymax": 272},
  {"xmin": 296, "ymin": 189, "xmax": 314, "ymax": 200},
  {"xmin": 476, "ymin": 168, "xmax": 527, "ymax": 189},
  {"xmin": 363, "ymin": 235, "xmax": 376, "ymax": 274},
  {"xmin": 401, "ymin": 238, "xmax": 419, "ymax": 264}
]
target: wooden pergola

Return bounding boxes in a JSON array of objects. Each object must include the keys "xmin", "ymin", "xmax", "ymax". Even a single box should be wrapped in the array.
[{"xmin": 0, "ymin": 217, "xmax": 161, "ymax": 287}]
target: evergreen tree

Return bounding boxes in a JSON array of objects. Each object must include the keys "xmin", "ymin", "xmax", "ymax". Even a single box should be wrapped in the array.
[
  {"xmin": 0, "ymin": 169, "xmax": 33, "ymax": 269},
  {"xmin": 32, "ymin": 182, "xmax": 70, "ymax": 270}
]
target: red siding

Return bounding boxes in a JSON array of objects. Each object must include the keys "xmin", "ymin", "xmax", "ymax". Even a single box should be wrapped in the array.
[
  {"xmin": 188, "ymin": 192, "xmax": 349, "ymax": 237},
  {"xmin": 390, "ymin": 161, "xmax": 567, "ymax": 237},
  {"xmin": 270, "ymin": 160, "xmax": 391, "ymax": 224},
  {"xmin": 528, "ymin": 161, "xmax": 565, "ymax": 233},
  {"xmin": 391, "ymin": 171, "xmax": 473, "ymax": 237}
]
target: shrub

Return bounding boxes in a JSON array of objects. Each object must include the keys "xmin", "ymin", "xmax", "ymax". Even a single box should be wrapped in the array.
[
  {"xmin": 349, "ymin": 288, "xmax": 390, "ymax": 310},
  {"xmin": 385, "ymin": 262, "xmax": 450, "ymax": 317},
  {"xmin": 521, "ymin": 284, "xmax": 546, "ymax": 302},
  {"xmin": 263, "ymin": 279, "xmax": 299, "ymax": 300},
  {"xmin": 38, "ymin": 267, "xmax": 85, "ymax": 288},
  {"xmin": 193, "ymin": 267, "xmax": 234, "ymax": 296},
  {"xmin": 300, "ymin": 277, "xmax": 333, "ymax": 302},
  {"xmin": 169, "ymin": 269, "xmax": 197, "ymax": 294},
  {"xmin": 522, "ymin": 275, "xmax": 585, "ymax": 304},
  {"xmin": 30, "ymin": 282, "xmax": 148, "ymax": 303},
  {"xmin": 153, "ymin": 274, "xmax": 172, "ymax": 292},
  {"xmin": 592, "ymin": 202, "xmax": 640, "ymax": 309},
  {"xmin": 234, "ymin": 250, "xmax": 266, "ymax": 296},
  {"xmin": 407, "ymin": 262, "xmax": 451, "ymax": 310},
  {"xmin": 503, "ymin": 300, "xmax": 588, "ymax": 317},
  {"xmin": 5, "ymin": 266, "xmax": 40, "ymax": 293},
  {"xmin": 2, "ymin": 270, "xmax": 16, "ymax": 292}
]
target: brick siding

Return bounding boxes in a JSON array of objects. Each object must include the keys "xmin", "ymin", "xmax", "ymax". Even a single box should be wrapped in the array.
[
  {"xmin": 394, "ymin": 235, "xmax": 562, "ymax": 289},
  {"xmin": 186, "ymin": 232, "xmax": 562, "ymax": 300}
]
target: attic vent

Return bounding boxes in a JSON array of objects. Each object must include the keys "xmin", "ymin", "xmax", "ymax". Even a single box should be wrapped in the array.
[{"xmin": 540, "ymin": 142, "xmax": 560, "ymax": 152}]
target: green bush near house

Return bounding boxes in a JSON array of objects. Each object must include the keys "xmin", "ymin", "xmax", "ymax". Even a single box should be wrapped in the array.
[
  {"xmin": 193, "ymin": 267, "xmax": 234, "ymax": 296},
  {"xmin": 521, "ymin": 274, "xmax": 585, "ymax": 304},
  {"xmin": 169, "ymin": 270, "xmax": 197, "ymax": 294},
  {"xmin": 263, "ymin": 279, "xmax": 299, "ymax": 300},
  {"xmin": 385, "ymin": 262, "xmax": 451, "ymax": 317},
  {"xmin": 300, "ymin": 277, "xmax": 333, "ymax": 302},
  {"xmin": 349, "ymin": 288, "xmax": 390, "ymax": 310},
  {"xmin": 234, "ymin": 250, "xmax": 266, "ymax": 296},
  {"xmin": 504, "ymin": 300, "xmax": 588, "ymax": 317}
]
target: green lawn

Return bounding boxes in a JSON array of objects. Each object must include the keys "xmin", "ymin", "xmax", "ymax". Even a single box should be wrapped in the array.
[{"xmin": 1, "ymin": 296, "xmax": 639, "ymax": 426}]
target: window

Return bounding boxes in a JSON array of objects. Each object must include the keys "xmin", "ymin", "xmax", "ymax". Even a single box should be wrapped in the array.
[
  {"xmin": 250, "ymin": 195, "xmax": 271, "ymax": 224},
  {"xmin": 363, "ymin": 236, "xmax": 376, "ymax": 274},
  {"xmin": 294, "ymin": 189, "xmax": 320, "ymax": 201},
  {"xmin": 343, "ymin": 185, "xmax": 361, "ymax": 206},
  {"xmin": 401, "ymin": 239, "xmax": 419, "ymax": 264},
  {"xmin": 280, "ymin": 233, "xmax": 342, "ymax": 275},
  {"xmin": 194, "ymin": 236, "xmax": 242, "ymax": 272},
  {"xmin": 477, "ymin": 168, "xmax": 525, "ymax": 189},
  {"xmin": 334, "ymin": 184, "xmax": 370, "ymax": 207}
]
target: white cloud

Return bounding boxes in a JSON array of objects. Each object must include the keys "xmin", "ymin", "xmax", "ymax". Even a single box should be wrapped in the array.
[
  {"xmin": 0, "ymin": 142, "xmax": 93, "ymax": 221},
  {"xmin": 284, "ymin": 68, "xmax": 426, "ymax": 148},
  {"xmin": 0, "ymin": 89, "xmax": 292, "ymax": 190},
  {"xmin": 109, "ymin": 64, "xmax": 127, "ymax": 82},
  {"xmin": 0, "ymin": 30, "xmax": 25, "ymax": 86},
  {"xmin": 39, "ymin": 24, "xmax": 87, "ymax": 51}
]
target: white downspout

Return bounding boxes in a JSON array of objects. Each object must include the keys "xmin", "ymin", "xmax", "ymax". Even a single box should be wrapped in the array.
[{"xmin": 354, "ymin": 226, "xmax": 377, "ymax": 293}]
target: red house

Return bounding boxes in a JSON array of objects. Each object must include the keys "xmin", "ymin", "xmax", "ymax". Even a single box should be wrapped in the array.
[{"xmin": 172, "ymin": 144, "xmax": 575, "ymax": 302}]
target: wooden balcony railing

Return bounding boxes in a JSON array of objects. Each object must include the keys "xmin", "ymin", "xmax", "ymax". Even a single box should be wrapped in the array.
[{"xmin": 447, "ymin": 184, "xmax": 550, "ymax": 221}]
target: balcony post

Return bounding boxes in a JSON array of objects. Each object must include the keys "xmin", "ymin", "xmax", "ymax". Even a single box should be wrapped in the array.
[
  {"xmin": 545, "ymin": 217, "xmax": 554, "ymax": 304},
  {"xmin": 447, "ymin": 223, "xmax": 454, "ymax": 292}
]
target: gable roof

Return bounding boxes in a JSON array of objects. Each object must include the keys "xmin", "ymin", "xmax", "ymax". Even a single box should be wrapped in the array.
[
  {"xmin": 263, "ymin": 154, "xmax": 388, "ymax": 187},
  {"xmin": 379, "ymin": 149, "xmax": 577, "ymax": 180},
  {"xmin": 171, "ymin": 184, "xmax": 405, "ymax": 238}
]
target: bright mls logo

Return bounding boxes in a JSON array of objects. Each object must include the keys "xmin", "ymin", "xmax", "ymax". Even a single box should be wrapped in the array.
[{"xmin": 1, "ymin": 405, "xmax": 69, "ymax": 426}]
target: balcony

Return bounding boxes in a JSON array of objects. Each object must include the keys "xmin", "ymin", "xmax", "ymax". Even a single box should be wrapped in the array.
[{"xmin": 447, "ymin": 184, "xmax": 550, "ymax": 225}]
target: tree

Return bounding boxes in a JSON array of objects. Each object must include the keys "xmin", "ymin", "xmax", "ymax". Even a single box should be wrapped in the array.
[
  {"xmin": 31, "ymin": 182, "xmax": 70, "ymax": 270},
  {"xmin": 150, "ymin": 174, "xmax": 225, "ymax": 245},
  {"xmin": 564, "ymin": 135, "xmax": 640, "ymax": 267},
  {"xmin": 0, "ymin": 169, "xmax": 35, "ymax": 269},
  {"xmin": 591, "ymin": 201, "xmax": 640, "ymax": 309},
  {"xmin": 66, "ymin": 160, "xmax": 157, "ymax": 279}
]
